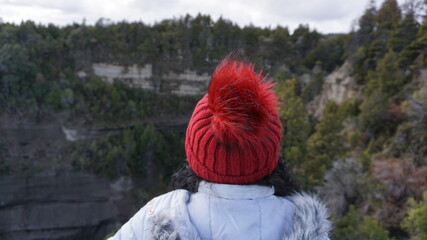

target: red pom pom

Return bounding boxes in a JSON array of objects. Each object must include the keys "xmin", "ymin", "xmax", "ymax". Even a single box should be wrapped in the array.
[{"xmin": 208, "ymin": 59, "xmax": 279, "ymax": 145}]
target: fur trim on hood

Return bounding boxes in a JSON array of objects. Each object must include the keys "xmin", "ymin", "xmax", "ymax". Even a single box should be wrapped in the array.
[{"xmin": 285, "ymin": 193, "xmax": 332, "ymax": 240}]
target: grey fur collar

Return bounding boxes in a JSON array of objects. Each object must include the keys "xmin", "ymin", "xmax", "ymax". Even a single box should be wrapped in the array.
[
  {"xmin": 284, "ymin": 193, "xmax": 332, "ymax": 240},
  {"xmin": 151, "ymin": 214, "xmax": 182, "ymax": 240},
  {"xmin": 150, "ymin": 192, "xmax": 331, "ymax": 240}
]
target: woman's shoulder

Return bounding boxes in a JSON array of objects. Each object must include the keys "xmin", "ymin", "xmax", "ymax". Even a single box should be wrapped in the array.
[
  {"xmin": 148, "ymin": 189, "xmax": 191, "ymax": 209},
  {"xmin": 108, "ymin": 189, "xmax": 196, "ymax": 240}
]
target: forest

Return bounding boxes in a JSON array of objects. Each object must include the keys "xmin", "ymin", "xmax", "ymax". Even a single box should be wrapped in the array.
[{"xmin": 1, "ymin": 0, "xmax": 427, "ymax": 239}]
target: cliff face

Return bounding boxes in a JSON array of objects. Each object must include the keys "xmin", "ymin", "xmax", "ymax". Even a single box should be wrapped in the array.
[
  {"xmin": 307, "ymin": 61, "xmax": 363, "ymax": 117},
  {"xmin": 81, "ymin": 63, "xmax": 211, "ymax": 95},
  {"xmin": 0, "ymin": 114, "xmax": 148, "ymax": 240},
  {"xmin": 0, "ymin": 114, "xmax": 71, "ymax": 170},
  {"xmin": 0, "ymin": 170, "xmax": 138, "ymax": 240}
]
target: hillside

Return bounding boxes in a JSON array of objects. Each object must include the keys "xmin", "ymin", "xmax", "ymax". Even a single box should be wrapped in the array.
[{"xmin": 1, "ymin": 0, "xmax": 427, "ymax": 239}]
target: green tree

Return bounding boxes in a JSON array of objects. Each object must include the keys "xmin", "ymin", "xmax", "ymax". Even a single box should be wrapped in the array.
[
  {"xmin": 377, "ymin": 0, "xmax": 402, "ymax": 32},
  {"xmin": 301, "ymin": 72, "xmax": 324, "ymax": 103},
  {"xmin": 129, "ymin": 123, "xmax": 166, "ymax": 177},
  {"xmin": 272, "ymin": 26, "xmax": 292, "ymax": 60},
  {"xmin": 356, "ymin": 0, "xmax": 378, "ymax": 45},
  {"xmin": 402, "ymin": 192, "xmax": 427, "ymax": 240},
  {"xmin": 276, "ymin": 79, "xmax": 310, "ymax": 177},
  {"xmin": 304, "ymin": 34, "xmax": 347, "ymax": 72},
  {"xmin": 373, "ymin": 0, "xmax": 402, "ymax": 59},
  {"xmin": 334, "ymin": 205, "xmax": 391, "ymax": 240},
  {"xmin": 305, "ymin": 101, "xmax": 346, "ymax": 186},
  {"xmin": 359, "ymin": 90, "xmax": 389, "ymax": 134},
  {"xmin": 389, "ymin": 10, "xmax": 419, "ymax": 52},
  {"xmin": 365, "ymin": 50, "xmax": 406, "ymax": 96},
  {"xmin": 0, "ymin": 44, "xmax": 35, "ymax": 99},
  {"xmin": 399, "ymin": 25, "xmax": 427, "ymax": 67},
  {"xmin": 46, "ymin": 83, "xmax": 63, "ymax": 109},
  {"xmin": 292, "ymin": 24, "xmax": 321, "ymax": 58}
]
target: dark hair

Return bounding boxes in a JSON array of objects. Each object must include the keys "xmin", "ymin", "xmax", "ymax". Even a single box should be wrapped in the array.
[{"xmin": 170, "ymin": 160, "xmax": 300, "ymax": 196}]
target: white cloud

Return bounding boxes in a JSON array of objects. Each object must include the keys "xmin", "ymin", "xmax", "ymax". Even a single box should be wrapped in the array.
[{"xmin": 0, "ymin": 0, "xmax": 408, "ymax": 33}]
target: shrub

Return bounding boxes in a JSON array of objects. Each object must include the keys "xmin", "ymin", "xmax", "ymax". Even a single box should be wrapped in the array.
[
  {"xmin": 402, "ymin": 192, "xmax": 427, "ymax": 240},
  {"xmin": 334, "ymin": 205, "xmax": 390, "ymax": 240}
]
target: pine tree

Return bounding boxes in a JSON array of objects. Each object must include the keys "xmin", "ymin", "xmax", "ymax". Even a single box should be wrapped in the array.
[
  {"xmin": 276, "ymin": 79, "xmax": 310, "ymax": 178},
  {"xmin": 389, "ymin": 11, "xmax": 419, "ymax": 52},
  {"xmin": 399, "ymin": 17, "xmax": 427, "ymax": 67},
  {"xmin": 379, "ymin": 50, "xmax": 406, "ymax": 95},
  {"xmin": 366, "ymin": 50, "xmax": 406, "ymax": 96},
  {"xmin": 359, "ymin": 90, "xmax": 390, "ymax": 134},
  {"xmin": 272, "ymin": 26, "xmax": 292, "ymax": 60},
  {"xmin": 377, "ymin": 0, "xmax": 402, "ymax": 32},
  {"xmin": 305, "ymin": 101, "xmax": 347, "ymax": 186},
  {"xmin": 357, "ymin": 0, "xmax": 378, "ymax": 45}
]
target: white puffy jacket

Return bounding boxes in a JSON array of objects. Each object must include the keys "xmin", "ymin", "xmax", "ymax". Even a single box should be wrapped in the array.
[{"xmin": 109, "ymin": 181, "xmax": 331, "ymax": 240}]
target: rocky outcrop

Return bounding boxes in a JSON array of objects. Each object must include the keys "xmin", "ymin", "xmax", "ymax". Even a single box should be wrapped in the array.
[
  {"xmin": 162, "ymin": 69, "xmax": 210, "ymax": 95},
  {"xmin": 307, "ymin": 61, "xmax": 363, "ymax": 117},
  {"xmin": 415, "ymin": 69, "xmax": 427, "ymax": 85},
  {"xmin": 93, "ymin": 63, "xmax": 154, "ymax": 89},
  {"xmin": 0, "ymin": 170, "xmax": 138, "ymax": 240},
  {"xmin": 87, "ymin": 63, "xmax": 210, "ymax": 95}
]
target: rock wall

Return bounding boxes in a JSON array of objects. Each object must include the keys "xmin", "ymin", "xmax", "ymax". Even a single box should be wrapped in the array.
[
  {"xmin": 0, "ymin": 114, "xmax": 71, "ymax": 170},
  {"xmin": 0, "ymin": 111, "xmax": 186, "ymax": 240},
  {"xmin": 162, "ymin": 69, "xmax": 210, "ymax": 95},
  {"xmin": 87, "ymin": 63, "xmax": 210, "ymax": 95},
  {"xmin": 307, "ymin": 61, "xmax": 363, "ymax": 117},
  {"xmin": 416, "ymin": 69, "xmax": 427, "ymax": 85},
  {"xmin": 0, "ymin": 170, "xmax": 139, "ymax": 240}
]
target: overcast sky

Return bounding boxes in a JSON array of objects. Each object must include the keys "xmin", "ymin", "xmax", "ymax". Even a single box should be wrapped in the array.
[{"xmin": 0, "ymin": 0, "xmax": 408, "ymax": 34}]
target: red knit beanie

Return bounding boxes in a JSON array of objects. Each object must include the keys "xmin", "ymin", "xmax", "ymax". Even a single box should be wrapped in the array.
[{"xmin": 185, "ymin": 58, "xmax": 282, "ymax": 184}]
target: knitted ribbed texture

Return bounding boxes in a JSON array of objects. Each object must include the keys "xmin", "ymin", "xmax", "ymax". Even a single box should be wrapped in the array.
[{"xmin": 184, "ymin": 59, "xmax": 282, "ymax": 184}]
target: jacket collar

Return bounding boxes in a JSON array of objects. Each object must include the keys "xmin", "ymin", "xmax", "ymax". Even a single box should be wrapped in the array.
[
  {"xmin": 149, "ymin": 191, "xmax": 332, "ymax": 240},
  {"xmin": 197, "ymin": 180, "xmax": 275, "ymax": 199}
]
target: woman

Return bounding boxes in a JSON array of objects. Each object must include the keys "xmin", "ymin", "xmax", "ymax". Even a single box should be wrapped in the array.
[{"xmin": 109, "ymin": 58, "xmax": 331, "ymax": 240}]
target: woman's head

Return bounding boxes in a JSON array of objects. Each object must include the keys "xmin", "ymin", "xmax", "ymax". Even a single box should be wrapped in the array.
[{"xmin": 184, "ymin": 58, "xmax": 282, "ymax": 184}]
